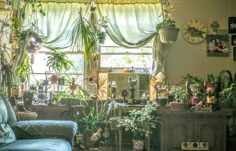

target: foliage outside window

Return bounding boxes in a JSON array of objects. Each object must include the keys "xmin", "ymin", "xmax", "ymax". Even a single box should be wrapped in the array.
[{"xmin": 99, "ymin": 37, "xmax": 153, "ymax": 71}]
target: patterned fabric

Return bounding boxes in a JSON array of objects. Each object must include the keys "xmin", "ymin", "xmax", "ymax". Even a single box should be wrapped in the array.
[{"xmin": 0, "ymin": 96, "xmax": 16, "ymax": 147}]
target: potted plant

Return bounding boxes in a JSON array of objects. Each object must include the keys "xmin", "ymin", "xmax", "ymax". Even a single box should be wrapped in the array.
[
  {"xmin": 116, "ymin": 105, "xmax": 159, "ymax": 151},
  {"xmin": 46, "ymin": 48, "xmax": 73, "ymax": 84},
  {"xmin": 156, "ymin": 18, "xmax": 179, "ymax": 43},
  {"xmin": 168, "ymin": 85, "xmax": 188, "ymax": 110},
  {"xmin": 104, "ymin": 100, "xmax": 127, "ymax": 130},
  {"xmin": 156, "ymin": 0, "xmax": 179, "ymax": 43},
  {"xmin": 219, "ymin": 83, "xmax": 236, "ymax": 108}
]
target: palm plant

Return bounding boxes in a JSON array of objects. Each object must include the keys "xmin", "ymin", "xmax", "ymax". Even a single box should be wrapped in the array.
[{"xmin": 70, "ymin": 8, "xmax": 97, "ymax": 63}]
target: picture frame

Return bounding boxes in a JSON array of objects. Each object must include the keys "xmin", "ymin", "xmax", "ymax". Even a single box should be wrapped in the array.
[
  {"xmin": 228, "ymin": 17, "xmax": 236, "ymax": 33},
  {"xmin": 207, "ymin": 34, "xmax": 229, "ymax": 57},
  {"xmin": 232, "ymin": 35, "xmax": 236, "ymax": 45},
  {"xmin": 234, "ymin": 47, "xmax": 236, "ymax": 61}
]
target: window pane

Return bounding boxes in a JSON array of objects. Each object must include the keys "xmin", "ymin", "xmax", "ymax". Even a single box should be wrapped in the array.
[
  {"xmin": 100, "ymin": 37, "xmax": 153, "ymax": 69},
  {"xmin": 100, "ymin": 54, "xmax": 152, "ymax": 68}
]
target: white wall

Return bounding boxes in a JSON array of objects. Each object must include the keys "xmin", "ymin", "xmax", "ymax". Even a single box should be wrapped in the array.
[{"xmin": 165, "ymin": 0, "xmax": 236, "ymax": 84}]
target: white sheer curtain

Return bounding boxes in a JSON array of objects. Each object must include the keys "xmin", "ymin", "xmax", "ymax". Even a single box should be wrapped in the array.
[{"xmin": 23, "ymin": 2, "xmax": 165, "ymax": 74}]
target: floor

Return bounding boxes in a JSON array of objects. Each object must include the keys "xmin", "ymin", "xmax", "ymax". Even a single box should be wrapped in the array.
[{"xmin": 73, "ymin": 146, "xmax": 133, "ymax": 151}]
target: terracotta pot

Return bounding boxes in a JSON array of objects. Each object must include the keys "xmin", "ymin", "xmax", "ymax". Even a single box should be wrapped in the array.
[
  {"xmin": 170, "ymin": 102, "xmax": 187, "ymax": 111},
  {"xmin": 132, "ymin": 139, "xmax": 144, "ymax": 151},
  {"xmin": 207, "ymin": 96, "xmax": 216, "ymax": 104},
  {"xmin": 70, "ymin": 84, "xmax": 78, "ymax": 91}
]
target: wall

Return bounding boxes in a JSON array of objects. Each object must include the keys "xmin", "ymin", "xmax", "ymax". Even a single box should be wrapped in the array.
[{"xmin": 166, "ymin": 0, "xmax": 236, "ymax": 84}]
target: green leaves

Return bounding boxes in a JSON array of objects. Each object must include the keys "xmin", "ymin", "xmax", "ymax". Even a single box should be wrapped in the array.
[{"xmin": 47, "ymin": 48, "xmax": 73, "ymax": 72}]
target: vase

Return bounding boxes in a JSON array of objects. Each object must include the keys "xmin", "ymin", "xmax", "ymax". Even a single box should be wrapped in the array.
[
  {"xmin": 207, "ymin": 96, "xmax": 216, "ymax": 104},
  {"xmin": 132, "ymin": 139, "xmax": 144, "ymax": 151}
]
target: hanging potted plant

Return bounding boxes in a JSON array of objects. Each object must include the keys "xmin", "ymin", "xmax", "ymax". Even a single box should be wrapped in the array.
[
  {"xmin": 46, "ymin": 48, "xmax": 73, "ymax": 84},
  {"xmin": 156, "ymin": 0, "xmax": 179, "ymax": 43}
]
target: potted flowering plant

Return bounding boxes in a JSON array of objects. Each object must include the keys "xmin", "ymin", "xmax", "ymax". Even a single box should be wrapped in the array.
[{"xmin": 206, "ymin": 86, "xmax": 216, "ymax": 104}]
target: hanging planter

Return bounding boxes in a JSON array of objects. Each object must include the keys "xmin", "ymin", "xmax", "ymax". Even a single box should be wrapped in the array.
[
  {"xmin": 156, "ymin": 18, "xmax": 179, "ymax": 43},
  {"xmin": 159, "ymin": 27, "xmax": 179, "ymax": 43},
  {"xmin": 157, "ymin": 0, "xmax": 179, "ymax": 43}
]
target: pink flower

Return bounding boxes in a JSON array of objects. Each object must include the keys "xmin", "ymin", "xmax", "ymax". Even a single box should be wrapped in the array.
[{"xmin": 206, "ymin": 87, "xmax": 214, "ymax": 97}]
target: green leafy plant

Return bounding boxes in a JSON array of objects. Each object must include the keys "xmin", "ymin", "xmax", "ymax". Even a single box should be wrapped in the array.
[
  {"xmin": 156, "ymin": 18, "xmax": 177, "ymax": 31},
  {"xmin": 79, "ymin": 106, "xmax": 108, "ymax": 133},
  {"xmin": 70, "ymin": 8, "xmax": 97, "ymax": 62},
  {"xmin": 46, "ymin": 48, "xmax": 73, "ymax": 73},
  {"xmin": 169, "ymin": 85, "xmax": 187, "ymax": 103},
  {"xmin": 117, "ymin": 105, "xmax": 159, "ymax": 139}
]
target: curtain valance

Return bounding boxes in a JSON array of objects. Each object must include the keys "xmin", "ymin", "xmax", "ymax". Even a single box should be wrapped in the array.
[{"xmin": 38, "ymin": 0, "xmax": 160, "ymax": 4}]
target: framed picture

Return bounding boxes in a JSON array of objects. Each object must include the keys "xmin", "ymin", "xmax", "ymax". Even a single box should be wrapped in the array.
[
  {"xmin": 232, "ymin": 35, "xmax": 236, "ymax": 45},
  {"xmin": 228, "ymin": 17, "xmax": 236, "ymax": 33},
  {"xmin": 207, "ymin": 34, "xmax": 229, "ymax": 57},
  {"xmin": 234, "ymin": 47, "xmax": 236, "ymax": 61}
]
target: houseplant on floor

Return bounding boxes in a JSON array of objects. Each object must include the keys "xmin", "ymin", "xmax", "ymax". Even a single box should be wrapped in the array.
[{"xmin": 116, "ymin": 105, "xmax": 160, "ymax": 151}]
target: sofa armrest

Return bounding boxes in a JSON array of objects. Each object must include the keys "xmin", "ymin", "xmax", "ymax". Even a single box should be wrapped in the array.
[{"xmin": 12, "ymin": 120, "xmax": 77, "ymax": 145}]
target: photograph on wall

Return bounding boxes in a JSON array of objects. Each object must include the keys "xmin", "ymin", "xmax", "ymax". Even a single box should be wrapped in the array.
[
  {"xmin": 234, "ymin": 47, "xmax": 236, "ymax": 61},
  {"xmin": 228, "ymin": 17, "xmax": 236, "ymax": 33},
  {"xmin": 207, "ymin": 35, "xmax": 229, "ymax": 57},
  {"xmin": 232, "ymin": 35, "xmax": 236, "ymax": 45}
]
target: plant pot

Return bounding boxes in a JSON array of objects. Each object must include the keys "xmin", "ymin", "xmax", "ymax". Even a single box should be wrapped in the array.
[
  {"xmin": 159, "ymin": 27, "xmax": 179, "ymax": 43},
  {"xmin": 207, "ymin": 96, "xmax": 216, "ymax": 104},
  {"xmin": 191, "ymin": 97, "xmax": 200, "ymax": 105},
  {"xmin": 170, "ymin": 102, "xmax": 187, "ymax": 111},
  {"xmin": 132, "ymin": 139, "xmax": 144, "ymax": 151},
  {"xmin": 158, "ymin": 97, "xmax": 168, "ymax": 106},
  {"xmin": 109, "ymin": 116, "xmax": 121, "ymax": 130}
]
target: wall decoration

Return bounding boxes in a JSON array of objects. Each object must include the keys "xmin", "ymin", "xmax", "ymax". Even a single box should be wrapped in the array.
[
  {"xmin": 234, "ymin": 47, "xmax": 236, "ymax": 61},
  {"xmin": 210, "ymin": 21, "xmax": 219, "ymax": 33},
  {"xmin": 182, "ymin": 19, "xmax": 207, "ymax": 44},
  {"xmin": 207, "ymin": 34, "xmax": 229, "ymax": 57},
  {"xmin": 228, "ymin": 17, "xmax": 236, "ymax": 33},
  {"xmin": 232, "ymin": 35, "xmax": 236, "ymax": 45}
]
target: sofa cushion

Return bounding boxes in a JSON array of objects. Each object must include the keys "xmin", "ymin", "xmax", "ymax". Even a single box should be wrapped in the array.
[
  {"xmin": 0, "ymin": 138, "xmax": 72, "ymax": 151},
  {"xmin": 0, "ymin": 96, "xmax": 16, "ymax": 147}
]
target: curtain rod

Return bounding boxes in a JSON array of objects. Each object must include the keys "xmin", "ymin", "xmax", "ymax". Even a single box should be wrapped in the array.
[{"xmin": 38, "ymin": 0, "xmax": 160, "ymax": 4}]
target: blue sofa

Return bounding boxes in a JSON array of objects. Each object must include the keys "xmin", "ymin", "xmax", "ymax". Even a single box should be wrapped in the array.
[{"xmin": 0, "ymin": 94, "xmax": 78, "ymax": 151}]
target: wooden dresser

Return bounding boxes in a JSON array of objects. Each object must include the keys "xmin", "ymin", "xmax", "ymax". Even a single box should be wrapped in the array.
[{"xmin": 157, "ymin": 108, "xmax": 232, "ymax": 151}]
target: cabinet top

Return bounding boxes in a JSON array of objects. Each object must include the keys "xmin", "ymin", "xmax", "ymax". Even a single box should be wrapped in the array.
[{"xmin": 156, "ymin": 106, "xmax": 233, "ymax": 118}]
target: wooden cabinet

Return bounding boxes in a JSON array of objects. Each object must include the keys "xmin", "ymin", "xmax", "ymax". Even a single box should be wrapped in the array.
[{"xmin": 158, "ymin": 111, "xmax": 229, "ymax": 151}]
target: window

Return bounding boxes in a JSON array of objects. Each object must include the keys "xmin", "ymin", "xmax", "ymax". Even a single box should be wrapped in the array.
[
  {"xmin": 29, "ymin": 47, "xmax": 84, "ymax": 92},
  {"xmin": 99, "ymin": 37, "xmax": 153, "ymax": 71}
]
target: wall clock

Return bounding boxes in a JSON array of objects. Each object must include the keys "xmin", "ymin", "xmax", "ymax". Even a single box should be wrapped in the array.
[{"xmin": 182, "ymin": 19, "xmax": 208, "ymax": 44}]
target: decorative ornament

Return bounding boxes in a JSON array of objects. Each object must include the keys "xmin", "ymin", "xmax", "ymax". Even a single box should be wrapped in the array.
[{"xmin": 210, "ymin": 21, "xmax": 220, "ymax": 33}]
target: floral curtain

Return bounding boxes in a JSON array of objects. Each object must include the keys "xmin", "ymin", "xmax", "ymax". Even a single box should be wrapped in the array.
[{"xmin": 22, "ymin": 1, "xmax": 165, "ymax": 75}]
